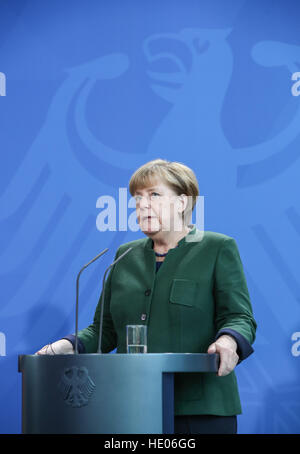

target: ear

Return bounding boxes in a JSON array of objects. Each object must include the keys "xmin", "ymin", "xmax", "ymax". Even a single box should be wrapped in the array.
[{"xmin": 177, "ymin": 194, "xmax": 188, "ymax": 214}]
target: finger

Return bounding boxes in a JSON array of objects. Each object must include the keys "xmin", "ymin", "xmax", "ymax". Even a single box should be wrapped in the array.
[
  {"xmin": 218, "ymin": 351, "xmax": 239, "ymax": 376},
  {"xmin": 217, "ymin": 351, "xmax": 226, "ymax": 376},
  {"xmin": 37, "ymin": 344, "xmax": 50, "ymax": 355},
  {"xmin": 214, "ymin": 343, "xmax": 228, "ymax": 376},
  {"xmin": 207, "ymin": 343, "xmax": 216, "ymax": 354}
]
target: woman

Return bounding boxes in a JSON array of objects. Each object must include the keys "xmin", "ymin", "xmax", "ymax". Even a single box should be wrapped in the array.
[{"xmin": 37, "ymin": 158, "xmax": 257, "ymax": 434}]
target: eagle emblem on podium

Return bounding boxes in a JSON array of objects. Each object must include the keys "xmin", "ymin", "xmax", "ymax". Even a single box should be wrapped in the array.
[{"xmin": 58, "ymin": 366, "xmax": 96, "ymax": 408}]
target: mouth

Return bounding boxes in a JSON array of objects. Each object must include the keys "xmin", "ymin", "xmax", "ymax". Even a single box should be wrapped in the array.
[{"xmin": 142, "ymin": 215, "xmax": 155, "ymax": 221}]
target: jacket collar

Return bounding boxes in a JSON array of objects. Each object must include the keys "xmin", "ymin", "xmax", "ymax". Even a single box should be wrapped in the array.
[{"xmin": 144, "ymin": 224, "xmax": 197, "ymax": 250}]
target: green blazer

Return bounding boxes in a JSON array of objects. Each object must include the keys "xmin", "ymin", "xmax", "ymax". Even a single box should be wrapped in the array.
[{"xmin": 77, "ymin": 225, "xmax": 257, "ymax": 416}]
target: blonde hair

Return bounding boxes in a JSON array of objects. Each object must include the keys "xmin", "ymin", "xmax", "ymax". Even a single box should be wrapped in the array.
[{"xmin": 129, "ymin": 159, "xmax": 199, "ymax": 223}]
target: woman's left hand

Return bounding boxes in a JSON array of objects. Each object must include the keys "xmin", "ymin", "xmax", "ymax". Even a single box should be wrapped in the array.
[{"xmin": 207, "ymin": 334, "xmax": 239, "ymax": 377}]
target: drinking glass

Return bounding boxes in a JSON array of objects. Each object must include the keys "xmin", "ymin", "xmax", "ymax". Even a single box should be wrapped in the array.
[{"xmin": 126, "ymin": 325, "xmax": 147, "ymax": 353}]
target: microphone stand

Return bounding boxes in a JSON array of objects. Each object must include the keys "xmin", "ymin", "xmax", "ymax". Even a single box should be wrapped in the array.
[
  {"xmin": 74, "ymin": 248, "xmax": 109, "ymax": 354},
  {"xmin": 97, "ymin": 247, "xmax": 132, "ymax": 354}
]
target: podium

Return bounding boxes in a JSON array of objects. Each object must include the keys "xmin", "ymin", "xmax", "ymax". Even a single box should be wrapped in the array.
[{"xmin": 18, "ymin": 353, "xmax": 219, "ymax": 434}]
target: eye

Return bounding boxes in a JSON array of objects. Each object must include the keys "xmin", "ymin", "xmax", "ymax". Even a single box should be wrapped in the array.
[
  {"xmin": 134, "ymin": 192, "xmax": 160, "ymax": 203},
  {"xmin": 150, "ymin": 192, "xmax": 160, "ymax": 199}
]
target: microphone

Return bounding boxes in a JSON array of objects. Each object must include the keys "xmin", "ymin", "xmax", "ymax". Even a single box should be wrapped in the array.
[
  {"xmin": 74, "ymin": 248, "xmax": 109, "ymax": 354},
  {"xmin": 97, "ymin": 247, "xmax": 133, "ymax": 354}
]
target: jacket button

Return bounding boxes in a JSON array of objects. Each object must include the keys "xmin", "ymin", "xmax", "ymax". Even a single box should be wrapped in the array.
[
  {"xmin": 141, "ymin": 314, "xmax": 147, "ymax": 321},
  {"xmin": 145, "ymin": 289, "xmax": 151, "ymax": 296}
]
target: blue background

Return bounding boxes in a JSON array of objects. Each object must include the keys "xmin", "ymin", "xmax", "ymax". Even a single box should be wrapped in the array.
[{"xmin": 0, "ymin": 0, "xmax": 300, "ymax": 434}]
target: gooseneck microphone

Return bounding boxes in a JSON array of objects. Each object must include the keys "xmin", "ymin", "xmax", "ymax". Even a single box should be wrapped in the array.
[
  {"xmin": 97, "ymin": 247, "xmax": 132, "ymax": 354},
  {"xmin": 74, "ymin": 248, "xmax": 109, "ymax": 354}
]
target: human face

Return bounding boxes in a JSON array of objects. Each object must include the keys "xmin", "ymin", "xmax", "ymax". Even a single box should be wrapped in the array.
[{"xmin": 134, "ymin": 179, "xmax": 186, "ymax": 235}]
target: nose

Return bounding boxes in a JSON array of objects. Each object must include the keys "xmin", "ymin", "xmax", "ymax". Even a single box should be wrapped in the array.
[{"xmin": 138, "ymin": 195, "xmax": 151, "ymax": 209}]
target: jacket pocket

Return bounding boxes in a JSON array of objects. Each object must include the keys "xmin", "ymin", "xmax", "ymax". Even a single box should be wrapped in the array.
[{"xmin": 169, "ymin": 278, "xmax": 199, "ymax": 307}]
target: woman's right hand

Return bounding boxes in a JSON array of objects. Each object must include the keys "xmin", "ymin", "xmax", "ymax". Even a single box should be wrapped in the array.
[{"xmin": 35, "ymin": 339, "xmax": 74, "ymax": 355}]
